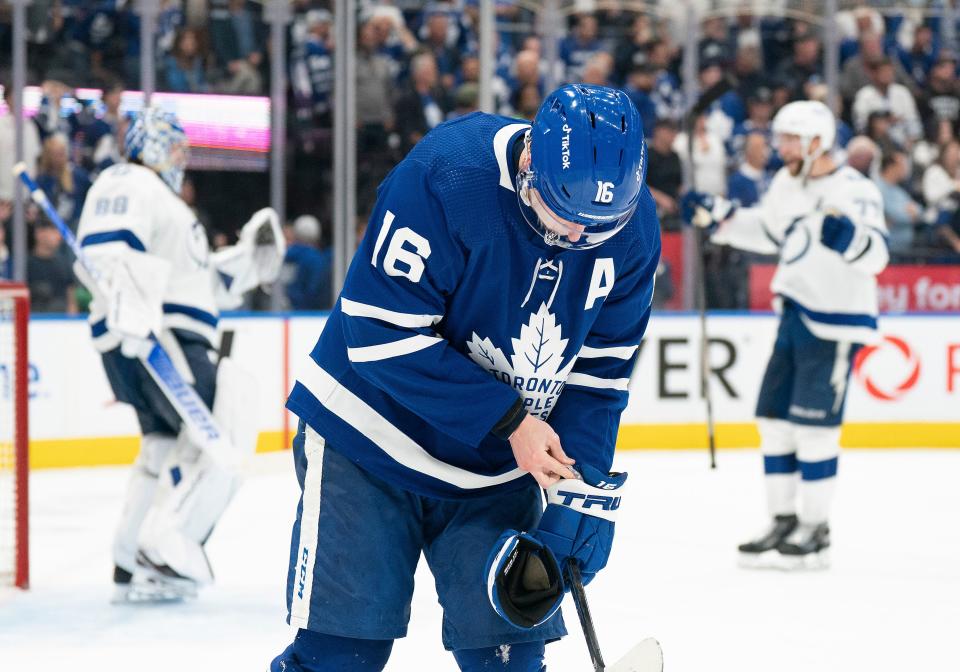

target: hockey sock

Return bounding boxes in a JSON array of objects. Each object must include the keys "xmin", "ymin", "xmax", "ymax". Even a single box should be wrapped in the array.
[
  {"xmin": 452, "ymin": 640, "xmax": 546, "ymax": 672},
  {"xmin": 269, "ymin": 629, "xmax": 394, "ymax": 672},
  {"xmin": 758, "ymin": 418, "xmax": 798, "ymax": 516},
  {"xmin": 794, "ymin": 425, "xmax": 840, "ymax": 524}
]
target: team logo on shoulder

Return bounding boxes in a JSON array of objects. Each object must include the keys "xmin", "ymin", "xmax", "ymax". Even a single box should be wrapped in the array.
[{"xmin": 467, "ymin": 303, "xmax": 575, "ymax": 419}]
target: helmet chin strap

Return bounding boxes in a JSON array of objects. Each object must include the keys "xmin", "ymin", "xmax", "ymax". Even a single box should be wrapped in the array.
[{"xmin": 799, "ymin": 135, "xmax": 827, "ymax": 184}]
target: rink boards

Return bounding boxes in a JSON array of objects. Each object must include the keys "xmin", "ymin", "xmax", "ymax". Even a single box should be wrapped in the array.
[{"xmin": 20, "ymin": 312, "xmax": 960, "ymax": 468}]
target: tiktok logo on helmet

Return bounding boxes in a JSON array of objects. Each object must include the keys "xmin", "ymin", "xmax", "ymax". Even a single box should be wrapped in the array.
[{"xmin": 517, "ymin": 84, "xmax": 647, "ymax": 250}]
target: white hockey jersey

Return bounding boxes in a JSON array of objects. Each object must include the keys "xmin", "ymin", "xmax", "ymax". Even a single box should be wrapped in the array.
[
  {"xmin": 76, "ymin": 163, "xmax": 221, "ymax": 351},
  {"xmin": 711, "ymin": 165, "xmax": 889, "ymax": 343}
]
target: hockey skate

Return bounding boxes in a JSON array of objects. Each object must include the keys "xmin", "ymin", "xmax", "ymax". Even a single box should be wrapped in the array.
[
  {"xmin": 111, "ymin": 554, "xmax": 200, "ymax": 604},
  {"xmin": 777, "ymin": 522, "xmax": 830, "ymax": 571},
  {"xmin": 737, "ymin": 514, "xmax": 798, "ymax": 569}
]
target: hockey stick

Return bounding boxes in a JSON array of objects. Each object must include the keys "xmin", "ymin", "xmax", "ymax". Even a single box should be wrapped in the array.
[
  {"xmin": 14, "ymin": 163, "xmax": 237, "ymax": 468},
  {"xmin": 566, "ymin": 559, "xmax": 663, "ymax": 672},
  {"xmin": 685, "ymin": 75, "xmax": 737, "ymax": 470}
]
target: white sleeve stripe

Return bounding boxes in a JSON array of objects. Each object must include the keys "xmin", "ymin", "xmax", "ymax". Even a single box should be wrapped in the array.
[
  {"xmin": 566, "ymin": 372, "xmax": 631, "ymax": 392},
  {"xmin": 296, "ymin": 361, "xmax": 526, "ymax": 489},
  {"xmin": 578, "ymin": 344, "xmax": 639, "ymax": 360},
  {"xmin": 347, "ymin": 334, "xmax": 443, "ymax": 363},
  {"xmin": 341, "ymin": 297, "xmax": 443, "ymax": 328}
]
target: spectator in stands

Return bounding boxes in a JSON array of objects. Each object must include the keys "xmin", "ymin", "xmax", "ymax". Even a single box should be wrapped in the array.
[
  {"xmin": 613, "ymin": 13, "xmax": 655, "ymax": 85},
  {"xmin": 36, "ymin": 133, "xmax": 90, "ymax": 233},
  {"xmin": 895, "ymin": 23, "xmax": 937, "ymax": 89},
  {"xmin": 212, "ymin": 0, "xmax": 264, "ymax": 95},
  {"xmin": 368, "ymin": 6, "xmax": 419, "ymax": 82},
  {"xmin": 394, "ymin": 52, "xmax": 449, "ymax": 154},
  {"xmin": 699, "ymin": 15, "xmax": 732, "ymax": 66},
  {"xmin": 0, "ymin": 82, "xmax": 42, "ymax": 203},
  {"xmin": 645, "ymin": 119, "xmax": 683, "ymax": 230},
  {"xmin": 290, "ymin": 9, "xmax": 333, "ymax": 127},
  {"xmin": 648, "ymin": 39, "xmax": 685, "ymax": 124},
  {"xmin": 728, "ymin": 132, "xmax": 771, "ymax": 208},
  {"xmin": 580, "ymin": 53, "xmax": 614, "ymax": 87},
  {"xmin": 513, "ymin": 84, "xmax": 541, "ymax": 121},
  {"xmin": 917, "ymin": 52, "xmax": 960, "ymax": 131},
  {"xmin": 459, "ymin": 54, "xmax": 510, "ymax": 116},
  {"xmin": 163, "ymin": 27, "xmax": 209, "ymax": 93},
  {"xmin": 676, "ymin": 112, "xmax": 727, "ymax": 196},
  {"xmin": 421, "ymin": 6, "xmax": 461, "ymax": 92},
  {"xmin": 839, "ymin": 32, "xmax": 911, "ymax": 104},
  {"xmin": 864, "ymin": 109, "xmax": 899, "ymax": 155},
  {"xmin": 774, "ymin": 30, "xmax": 822, "ymax": 102},
  {"xmin": 622, "ymin": 61, "xmax": 658, "ymax": 138},
  {"xmin": 559, "ymin": 13, "xmax": 603, "ymax": 84},
  {"xmin": 845, "ymin": 135, "xmax": 880, "ymax": 177},
  {"xmin": 357, "ymin": 18, "xmax": 397, "ymax": 193},
  {"xmin": 507, "ymin": 49, "xmax": 543, "ymax": 113},
  {"xmin": 728, "ymin": 86, "xmax": 774, "ymax": 167},
  {"xmin": 731, "ymin": 36, "xmax": 766, "ymax": 102},
  {"xmin": 27, "ymin": 220, "xmax": 76, "ymax": 314},
  {"xmin": 79, "ymin": 80, "xmax": 125, "ymax": 175},
  {"xmin": 282, "ymin": 214, "xmax": 332, "ymax": 311},
  {"xmin": 852, "ymin": 57, "xmax": 922, "ymax": 147},
  {"xmin": 876, "ymin": 150, "xmax": 921, "ymax": 256},
  {"xmin": 922, "ymin": 139, "xmax": 960, "ymax": 210}
]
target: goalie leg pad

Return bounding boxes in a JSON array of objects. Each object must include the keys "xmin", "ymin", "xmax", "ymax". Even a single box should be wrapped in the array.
[
  {"xmin": 212, "ymin": 356, "xmax": 259, "ymax": 462},
  {"xmin": 113, "ymin": 433, "xmax": 177, "ymax": 573},
  {"xmin": 140, "ymin": 433, "xmax": 240, "ymax": 583}
]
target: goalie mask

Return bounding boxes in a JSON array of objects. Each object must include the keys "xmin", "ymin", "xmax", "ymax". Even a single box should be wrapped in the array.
[
  {"xmin": 517, "ymin": 84, "xmax": 646, "ymax": 250},
  {"xmin": 124, "ymin": 105, "xmax": 190, "ymax": 194}
]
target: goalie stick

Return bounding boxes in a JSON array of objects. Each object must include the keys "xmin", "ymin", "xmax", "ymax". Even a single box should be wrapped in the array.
[
  {"xmin": 566, "ymin": 559, "xmax": 663, "ymax": 672},
  {"xmin": 14, "ymin": 162, "xmax": 240, "ymax": 469}
]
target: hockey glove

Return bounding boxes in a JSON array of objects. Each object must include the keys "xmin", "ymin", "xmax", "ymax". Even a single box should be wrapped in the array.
[
  {"xmin": 820, "ymin": 213, "xmax": 856, "ymax": 255},
  {"xmin": 681, "ymin": 191, "xmax": 736, "ymax": 232},
  {"xmin": 484, "ymin": 465, "xmax": 626, "ymax": 630},
  {"xmin": 485, "ymin": 531, "xmax": 565, "ymax": 630}
]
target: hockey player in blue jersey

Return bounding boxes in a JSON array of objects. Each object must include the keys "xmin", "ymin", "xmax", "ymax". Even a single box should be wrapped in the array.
[
  {"xmin": 271, "ymin": 84, "xmax": 660, "ymax": 671},
  {"xmin": 683, "ymin": 101, "xmax": 888, "ymax": 570}
]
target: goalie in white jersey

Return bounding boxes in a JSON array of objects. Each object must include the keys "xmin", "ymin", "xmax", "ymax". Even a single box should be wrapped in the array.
[
  {"xmin": 76, "ymin": 106, "xmax": 284, "ymax": 601},
  {"xmin": 683, "ymin": 101, "xmax": 889, "ymax": 569}
]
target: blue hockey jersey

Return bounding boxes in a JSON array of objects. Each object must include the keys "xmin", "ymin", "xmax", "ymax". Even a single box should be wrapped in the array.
[{"xmin": 287, "ymin": 113, "xmax": 661, "ymax": 499}]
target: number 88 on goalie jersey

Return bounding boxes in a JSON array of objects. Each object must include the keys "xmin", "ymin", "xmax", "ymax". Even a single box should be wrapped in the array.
[{"xmin": 287, "ymin": 113, "xmax": 661, "ymax": 500}]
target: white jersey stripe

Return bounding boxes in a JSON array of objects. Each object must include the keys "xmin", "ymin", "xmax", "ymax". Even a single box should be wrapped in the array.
[
  {"xmin": 340, "ymin": 297, "xmax": 442, "ymax": 328},
  {"xmin": 578, "ymin": 344, "xmax": 639, "ymax": 360},
  {"xmin": 566, "ymin": 372, "xmax": 631, "ymax": 392},
  {"xmin": 296, "ymin": 361, "xmax": 526, "ymax": 489},
  {"xmin": 289, "ymin": 427, "xmax": 325, "ymax": 629},
  {"xmin": 347, "ymin": 334, "xmax": 443, "ymax": 363}
]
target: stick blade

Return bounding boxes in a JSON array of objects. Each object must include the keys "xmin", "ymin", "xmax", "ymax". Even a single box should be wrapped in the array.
[{"xmin": 608, "ymin": 638, "xmax": 663, "ymax": 672}]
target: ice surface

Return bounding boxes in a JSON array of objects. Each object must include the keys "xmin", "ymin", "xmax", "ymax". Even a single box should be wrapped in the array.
[{"xmin": 1, "ymin": 449, "xmax": 958, "ymax": 671}]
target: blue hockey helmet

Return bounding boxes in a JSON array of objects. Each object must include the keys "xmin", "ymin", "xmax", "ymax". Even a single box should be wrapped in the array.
[
  {"xmin": 517, "ymin": 84, "xmax": 646, "ymax": 250},
  {"xmin": 124, "ymin": 105, "xmax": 190, "ymax": 194}
]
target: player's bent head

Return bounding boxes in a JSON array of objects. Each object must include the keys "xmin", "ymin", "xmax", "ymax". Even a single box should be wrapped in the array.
[
  {"xmin": 124, "ymin": 105, "xmax": 190, "ymax": 195},
  {"xmin": 517, "ymin": 84, "xmax": 646, "ymax": 250}
]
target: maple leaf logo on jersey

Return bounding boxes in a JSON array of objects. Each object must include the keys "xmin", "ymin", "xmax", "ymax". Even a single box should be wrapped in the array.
[{"xmin": 467, "ymin": 302, "xmax": 576, "ymax": 419}]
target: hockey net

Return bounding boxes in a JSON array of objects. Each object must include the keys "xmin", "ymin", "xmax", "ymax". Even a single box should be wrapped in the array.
[{"xmin": 0, "ymin": 283, "xmax": 28, "ymax": 589}]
